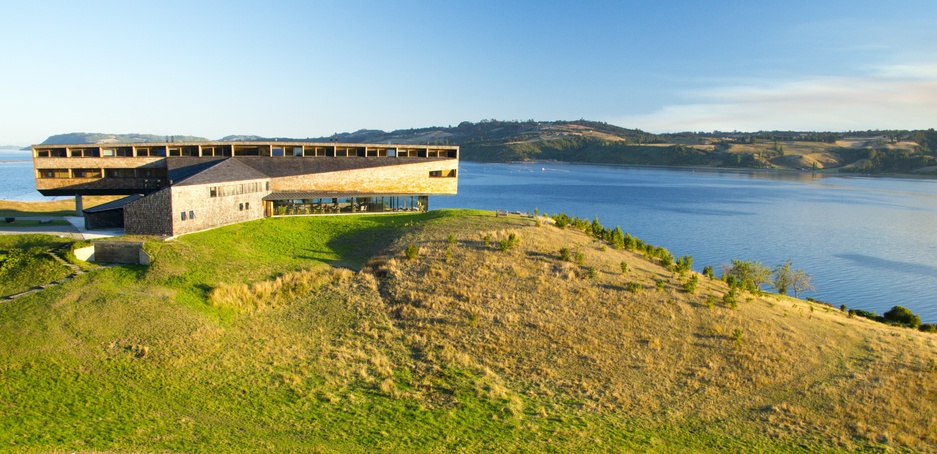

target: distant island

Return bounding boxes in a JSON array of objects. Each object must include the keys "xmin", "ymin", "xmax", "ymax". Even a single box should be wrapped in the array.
[{"xmin": 39, "ymin": 120, "xmax": 937, "ymax": 175}]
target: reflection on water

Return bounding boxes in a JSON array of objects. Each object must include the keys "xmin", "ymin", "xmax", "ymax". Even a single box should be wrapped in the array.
[{"xmin": 437, "ymin": 162, "xmax": 937, "ymax": 322}]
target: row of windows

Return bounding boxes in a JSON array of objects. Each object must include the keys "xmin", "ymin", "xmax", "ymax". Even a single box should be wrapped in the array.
[
  {"xmin": 180, "ymin": 210, "xmax": 195, "ymax": 221},
  {"xmin": 35, "ymin": 147, "xmax": 458, "ymax": 159},
  {"xmin": 37, "ymin": 168, "xmax": 167, "ymax": 179},
  {"xmin": 209, "ymin": 181, "xmax": 269, "ymax": 198}
]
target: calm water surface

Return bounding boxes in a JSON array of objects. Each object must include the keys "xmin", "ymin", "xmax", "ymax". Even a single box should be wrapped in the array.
[
  {"xmin": 435, "ymin": 162, "xmax": 937, "ymax": 323},
  {"xmin": 0, "ymin": 150, "xmax": 47, "ymax": 201}
]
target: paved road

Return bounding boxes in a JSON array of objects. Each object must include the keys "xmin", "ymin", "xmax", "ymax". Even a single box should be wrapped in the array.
[{"xmin": 0, "ymin": 217, "xmax": 122, "ymax": 239}]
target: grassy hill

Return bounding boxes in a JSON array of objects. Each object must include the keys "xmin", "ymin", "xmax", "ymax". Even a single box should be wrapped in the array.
[{"xmin": 1, "ymin": 210, "xmax": 935, "ymax": 452}]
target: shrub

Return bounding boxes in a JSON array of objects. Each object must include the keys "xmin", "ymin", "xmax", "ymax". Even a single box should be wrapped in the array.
[
  {"xmin": 574, "ymin": 250, "xmax": 585, "ymax": 266},
  {"xmin": 445, "ymin": 245, "xmax": 453, "ymax": 262},
  {"xmin": 702, "ymin": 265, "xmax": 714, "ymax": 279},
  {"xmin": 627, "ymin": 282, "xmax": 642, "ymax": 293},
  {"xmin": 675, "ymin": 255, "xmax": 693, "ymax": 274},
  {"xmin": 499, "ymin": 233, "xmax": 520, "ymax": 252},
  {"xmin": 920, "ymin": 323, "xmax": 937, "ymax": 333},
  {"xmin": 447, "ymin": 233, "xmax": 455, "ymax": 245},
  {"xmin": 705, "ymin": 295, "xmax": 716, "ymax": 308},
  {"xmin": 849, "ymin": 309, "xmax": 882, "ymax": 322},
  {"xmin": 683, "ymin": 274, "xmax": 699, "ymax": 294},
  {"xmin": 483, "ymin": 234, "xmax": 491, "ymax": 247},
  {"xmin": 840, "ymin": 304, "xmax": 847, "ymax": 312},
  {"xmin": 405, "ymin": 244, "xmax": 419, "ymax": 260},
  {"xmin": 585, "ymin": 266, "xmax": 597, "ymax": 279},
  {"xmin": 725, "ymin": 275, "xmax": 738, "ymax": 288},
  {"xmin": 656, "ymin": 280, "xmax": 665, "ymax": 292},
  {"xmin": 620, "ymin": 261, "xmax": 628, "ymax": 275},
  {"xmin": 883, "ymin": 305, "xmax": 921, "ymax": 328},
  {"xmin": 658, "ymin": 250, "xmax": 675, "ymax": 270},
  {"xmin": 559, "ymin": 248, "xmax": 572, "ymax": 262},
  {"xmin": 723, "ymin": 289, "xmax": 738, "ymax": 309}
]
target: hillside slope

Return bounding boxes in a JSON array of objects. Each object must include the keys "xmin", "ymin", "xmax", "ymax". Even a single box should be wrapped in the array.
[{"xmin": 0, "ymin": 211, "xmax": 934, "ymax": 452}]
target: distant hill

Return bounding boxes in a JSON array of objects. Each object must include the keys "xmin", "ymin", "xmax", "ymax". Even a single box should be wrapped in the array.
[
  {"xmin": 40, "ymin": 133, "xmax": 210, "ymax": 145},
  {"xmin": 40, "ymin": 123, "xmax": 937, "ymax": 175}
]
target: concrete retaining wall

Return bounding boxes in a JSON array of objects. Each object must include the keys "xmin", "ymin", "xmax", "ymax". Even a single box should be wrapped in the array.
[{"xmin": 92, "ymin": 242, "xmax": 149, "ymax": 265}]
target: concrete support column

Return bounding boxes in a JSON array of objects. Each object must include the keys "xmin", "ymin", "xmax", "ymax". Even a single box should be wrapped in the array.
[{"xmin": 75, "ymin": 195, "xmax": 84, "ymax": 217}]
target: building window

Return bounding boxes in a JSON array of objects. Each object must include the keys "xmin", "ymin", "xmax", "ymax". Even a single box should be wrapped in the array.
[
  {"xmin": 181, "ymin": 212, "xmax": 187, "ymax": 221},
  {"xmin": 239, "ymin": 203, "xmax": 244, "ymax": 211},
  {"xmin": 245, "ymin": 202, "xmax": 250, "ymax": 210},
  {"xmin": 189, "ymin": 211, "xmax": 195, "ymax": 219},
  {"xmin": 429, "ymin": 169, "xmax": 457, "ymax": 178},
  {"xmin": 209, "ymin": 187, "xmax": 217, "ymax": 197}
]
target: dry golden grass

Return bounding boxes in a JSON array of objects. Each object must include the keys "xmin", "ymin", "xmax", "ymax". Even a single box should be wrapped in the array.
[
  {"xmin": 729, "ymin": 141, "xmax": 833, "ymax": 157},
  {"xmin": 370, "ymin": 214, "xmax": 937, "ymax": 451},
  {"xmin": 0, "ymin": 196, "xmax": 123, "ymax": 217}
]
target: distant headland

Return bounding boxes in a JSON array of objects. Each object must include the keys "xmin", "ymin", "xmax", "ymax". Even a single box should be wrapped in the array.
[{"xmin": 37, "ymin": 120, "xmax": 937, "ymax": 175}]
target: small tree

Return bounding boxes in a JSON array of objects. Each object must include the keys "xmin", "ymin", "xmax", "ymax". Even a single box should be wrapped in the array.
[
  {"xmin": 773, "ymin": 260, "xmax": 794, "ymax": 295},
  {"xmin": 675, "ymin": 255, "xmax": 693, "ymax": 274},
  {"xmin": 683, "ymin": 274, "xmax": 699, "ymax": 294},
  {"xmin": 585, "ymin": 266, "xmax": 598, "ymax": 279},
  {"xmin": 790, "ymin": 268, "xmax": 814, "ymax": 298},
  {"xmin": 620, "ymin": 261, "xmax": 628, "ymax": 275},
  {"xmin": 702, "ymin": 265, "xmax": 714, "ymax": 279},
  {"xmin": 883, "ymin": 305, "xmax": 921, "ymax": 328},
  {"xmin": 574, "ymin": 249, "xmax": 585, "ymax": 266},
  {"xmin": 499, "ymin": 233, "xmax": 520, "ymax": 252},
  {"xmin": 610, "ymin": 226, "xmax": 625, "ymax": 250},
  {"xmin": 727, "ymin": 259, "xmax": 771, "ymax": 293}
]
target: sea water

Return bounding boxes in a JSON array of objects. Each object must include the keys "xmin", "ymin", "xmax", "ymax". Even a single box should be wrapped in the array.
[
  {"xmin": 435, "ymin": 162, "xmax": 937, "ymax": 323},
  {"xmin": 0, "ymin": 149, "xmax": 49, "ymax": 201}
]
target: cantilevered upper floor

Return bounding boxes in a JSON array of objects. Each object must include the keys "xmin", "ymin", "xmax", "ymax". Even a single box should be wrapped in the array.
[{"xmin": 32, "ymin": 141, "xmax": 459, "ymax": 196}]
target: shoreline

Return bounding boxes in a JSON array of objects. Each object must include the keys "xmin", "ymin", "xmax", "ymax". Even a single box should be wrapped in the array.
[{"xmin": 464, "ymin": 158, "xmax": 937, "ymax": 181}]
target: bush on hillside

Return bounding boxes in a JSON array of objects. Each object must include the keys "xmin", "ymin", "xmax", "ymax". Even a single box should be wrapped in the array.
[{"xmin": 883, "ymin": 305, "xmax": 921, "ymax": 328}]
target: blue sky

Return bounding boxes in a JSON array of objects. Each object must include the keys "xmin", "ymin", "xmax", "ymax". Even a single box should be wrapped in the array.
[{"xmin": 1, "ymin": 1, "xmax": 935, "ymax": 145}]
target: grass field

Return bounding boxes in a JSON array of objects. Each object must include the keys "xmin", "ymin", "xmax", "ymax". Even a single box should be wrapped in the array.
[
  {"xmin": 0, "ymin": 210, "xmax": 934, "ymax": 452},
  {"xmin": 0, "ymin": 234, "xmax": 75, "ymax": 296}
]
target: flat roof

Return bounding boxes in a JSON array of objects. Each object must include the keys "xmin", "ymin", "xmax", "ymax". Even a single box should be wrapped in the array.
[{"xmin": 32, "ymin": 141, "xmax": 459, "ymax": 150}]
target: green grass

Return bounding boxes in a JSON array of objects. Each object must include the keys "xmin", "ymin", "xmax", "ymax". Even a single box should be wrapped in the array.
[
  {"xmin": 0, "ymin": 210, "xmax": 926, "ymax": 452},
  {"xmin": 0, "ymin": 234, "xmax": 74, "ymax": 296}
]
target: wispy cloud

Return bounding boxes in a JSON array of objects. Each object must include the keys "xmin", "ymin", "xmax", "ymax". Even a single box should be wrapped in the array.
[{"xmin": 618, "ymin": 62, "xmax": 937, "ymax": 132}]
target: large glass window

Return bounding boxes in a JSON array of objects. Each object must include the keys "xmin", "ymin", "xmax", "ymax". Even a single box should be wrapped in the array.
[{"xmin": 270, "ymin": 196, "xmax": 428, "ymax": 216}]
